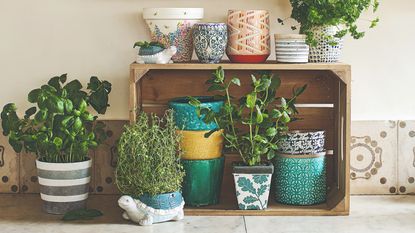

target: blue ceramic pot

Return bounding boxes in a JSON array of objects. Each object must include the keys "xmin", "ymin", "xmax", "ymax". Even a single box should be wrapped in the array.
[
  {"xmin": 193, "ymin": 23, "xmax": 227, "ymax": 63},
  {"xmin": 138, "ymin": 191, "xmax": 183, "ymax": 210},
  {"xmin": 168, "ymin": 96, "xmax": 224, "ymax": 131}
]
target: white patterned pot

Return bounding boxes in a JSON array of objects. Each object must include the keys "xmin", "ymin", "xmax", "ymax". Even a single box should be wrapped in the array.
[
  {"xmin": 308, "ymin": 26, "xmax": 344, "ymax": 63},
  {"xmin": 143, "ymin": 8, "xmax": 204, "ymax": 62},
  {"xmin": 233, "ymin": 163, "xmax": 273, "ymax": 210},
  {"xmin": 275, "ymin": 34, "xmax": 309, "ymax": 63},
  {"xmin": 36, "ymin": 159, "xmax": 92, "ymax": 214},
  {"xmin": 278, "ymin": 130, "xmax": 325, "ymax": 155}
]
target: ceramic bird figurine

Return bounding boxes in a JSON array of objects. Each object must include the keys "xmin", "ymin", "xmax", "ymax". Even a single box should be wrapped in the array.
[
  {"xmin": 118, "ymin": 195, "xmax": 185, "ymax": 226},
  {"xmin": 136, "ymin": 46, "xmax": 177, "ymax": 64}
]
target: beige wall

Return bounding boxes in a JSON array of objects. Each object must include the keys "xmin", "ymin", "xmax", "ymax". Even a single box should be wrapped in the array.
[{"xmin": 0, "ymin": 0, "xmax": 412, "ymax": 120}]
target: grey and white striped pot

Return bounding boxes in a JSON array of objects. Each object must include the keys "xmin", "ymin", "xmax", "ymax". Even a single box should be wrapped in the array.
[{"xmin": 36, "ymin": 159, "xmax": 92, "ymax": 214}]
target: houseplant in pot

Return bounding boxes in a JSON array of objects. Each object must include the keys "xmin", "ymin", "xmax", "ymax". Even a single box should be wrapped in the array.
[
  {"xmin": 1, "ymin": 74, "xmax": 111, "ymax": 214},
  {"xmin": 278, "ymin": 0, "xmax": 380, "ymax": 62},
  {"xmin": 190, "ymin": 67, "xmax": 306, "ymax": 210},
  {"xmin": 116, "ymin": 110, "xmax": 185, "ymax": 225}
]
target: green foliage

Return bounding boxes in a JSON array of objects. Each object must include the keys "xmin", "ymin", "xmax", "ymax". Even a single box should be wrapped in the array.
[
  {"xmin": 115, "ymin": 110, "xmax": 185, "ymax": 196},
  {"xmin": 133, "ymin": 41, "xmax": 165, "ymax": 49},
  {"xmin": 0, "ymin": 74, "xmax": 112, "ymax": 163},
  {"xmin": 62, "ymin": 209, "xmax": 103, "ymax": 221},
  {"xmin": 278, "ymin": 0, "xmax": 380, "ymax": 45},
  {"xmin": 189, "ymin": 67, "xmax": 306, "ymax": 166}
]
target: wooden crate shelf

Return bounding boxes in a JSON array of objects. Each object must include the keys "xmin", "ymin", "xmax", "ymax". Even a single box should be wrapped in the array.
[{"xmin": 130, "ymin": 62, "xmax": 350, "ymax": 216}]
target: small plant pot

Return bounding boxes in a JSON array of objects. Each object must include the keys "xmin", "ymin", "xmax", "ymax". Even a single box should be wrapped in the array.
[
  {"xmin": 168, "ymin": 96, "xmax": 224, "ymax": 131},
  {"xmin": 181, "ymin": 157, "xmax": 224, "ymax": 206},
  {"xmin": 278, "ymin": 130, "xmax": 325, "ymax": 154},
  {"xmin": 138, "ymin": 191, "xmax": 183, "ymax": 209},
  {"xmin": 273, "ymin": 152, "xmax": 327, "ymax": 205},
  {"xmin": 232, "ymin": 162, "xmax": 273, "ymax": 210},
  {"xmin": 36, "ymin": 159, "xmax": 92, "ymax": 214},
  {"xmin": 193, "ymin": 23, "xmax": 228, "ymax": 63},
  {"xmin": 308, "ymin": 25, "xmax": 344, "ymax": 63},
  {"xmin": 227, "ymin": 10, "xmax": 270, "ymax": 63},
  {"xmin": 177, "ymin": 129, "xmax": 224, "ymax": 160},
  {"xmin": 275, "ymin": 34, "xmax": 309, "ymax": 63},
  {"xmin": 143, "ymin": 8, "xmax": 204, "ymax": 62}
]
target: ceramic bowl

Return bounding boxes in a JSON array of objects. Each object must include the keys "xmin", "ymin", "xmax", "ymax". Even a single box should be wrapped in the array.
[
  {"xmin": 168, "ymin": 96, "xmax": 224, "ymax": 131},
  {"xmin": 277, "ymin": 130, "xmax": 325, "ymax": 154},
  {"xmin": 177, "ymin": 129, "xmax": 224, "ymax": 160}
]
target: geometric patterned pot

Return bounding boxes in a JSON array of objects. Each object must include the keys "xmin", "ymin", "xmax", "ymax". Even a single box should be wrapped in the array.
[
  {"xmin": 273, "ymin": 152, "xmax": 326, "ymax": 205},
  {"xmin": 278, "ymin": 130, "xmax": 325, "ymax": 155},
  {"xmin": 308, "ymin": 26, "xmax": 344, "ymax": 63},
  {"xmin": 193, "ymin": 23, "xmax": 227, "ymax": 63}
]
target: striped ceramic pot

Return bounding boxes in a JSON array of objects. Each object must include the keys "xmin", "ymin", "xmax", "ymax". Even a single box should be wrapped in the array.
[{"xmin": 36, "ymin": 159, "xmax": 92, "ymax": 214}]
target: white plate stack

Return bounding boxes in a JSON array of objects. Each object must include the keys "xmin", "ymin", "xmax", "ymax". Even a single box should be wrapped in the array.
[{"xmin": 275, "ymin": 34, "xmax": 309, "ymax": 63}]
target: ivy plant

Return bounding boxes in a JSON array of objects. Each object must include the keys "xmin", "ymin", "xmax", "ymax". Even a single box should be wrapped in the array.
[
  {"xmin": 278, "ymin": 0, "xmax": 380, "ymax": 45},
  {"xmin": 115, "ymin": 110, "xmax": 184, "ymax": 196},
  {"xmin": 1, "ymin": 74, "xmax": 112, "ymax": 163},
  {"xmin": 189, "ymin": 67, "xmax": 306, "ymax": 166}
]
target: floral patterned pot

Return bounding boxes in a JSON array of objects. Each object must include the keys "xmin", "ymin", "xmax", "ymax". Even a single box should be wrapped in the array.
[
  {"xmin": 181, "ymin": 157, "xmax": 224, "ymax": 206},
  {"xmin": 278, "ymin": 130, "xmax": 325, "ymax": 154},
  {"xmin": 137, "ymin": 191, "xmax": 183, "ymax": 210},
  {"xmin": 193, "ymin": 23, "xmax": 227, "ymax": 63},
  {"xmin": 143, "ymin": 8, "xmax": 204, "ymax": 62},
  {"xmin": 168, "ymin": 96, "xmax": 224, "ymax": 131},
  {"xmin": 308, "ymin": 26, "xmax": 344, "ymax": 63},
  {"xmin": 273, "ymin": 152, "xmax": 327, "ymax": 205},
  {"xmin": 226, "ymin": 10, "xmax": 270, "ymax": 63},
  {"xmin": 177, "ymin": 129, "xmax": 224, "ymax": 160},
  {"xmin": 233, "ymin": 162, "xmax": 273, "ymax": 210}
]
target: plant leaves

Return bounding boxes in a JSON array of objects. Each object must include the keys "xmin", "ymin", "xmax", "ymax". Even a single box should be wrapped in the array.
[
  {"xmin": 237, "ymin": 177, "xmax": 256, "ymax": 194},
  {"xmin": 253, "ymin": 175, "xmax": 268, "ymax": 184},
  {"xmin": 243, "ymin": 196, "xmax": 258, "ymax": 204},
  {"xmin": 231, "ymin": 77, "xmax": 241, "ymax": 86},
  {"xmin": 246, "ymin": 93, "xmax": 257, "ymax": 109},
  {"xmin": 266, "ymin": 127, "xmax": 277, "ymax": 137},
  {"xmin": 62, "ymin": 209, "xmax": 103, "ymax": 221},
  {"xmin": 24, "ymin": 107, "xmax": 37, "ymax": 119},
  {"xmin": 257, "ymin": 184, "xmax": 268, "ymax": 196}
]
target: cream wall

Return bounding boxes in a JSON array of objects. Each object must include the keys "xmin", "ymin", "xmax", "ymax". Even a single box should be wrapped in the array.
[{"xmin": 0, "ymin": 0, "xmax": 413, "ymax": 120}]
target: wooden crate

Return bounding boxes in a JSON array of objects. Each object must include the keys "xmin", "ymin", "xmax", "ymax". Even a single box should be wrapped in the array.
[{"xmin": 129, "ymin": 62, "xmax": 350, "ymax": 216}]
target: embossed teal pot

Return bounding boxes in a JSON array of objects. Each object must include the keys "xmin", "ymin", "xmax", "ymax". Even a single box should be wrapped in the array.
[
  {"xmin": 36, "ymin": 159, "xmax": 92, "ymax": 214},
  {"xmin": 168, "ymin": 96, "xmax": 224, "ymax": 130},
  {"xmin": 273, "ymin": 152, "xmax": 327, "ymax": 206},
  {"xmin": 233, "ymin": 162, "xmax": 274, "ymax": 210},
  {"xmin": 138, "ymin": 191, "xmax": 183, "ymax": 209},
  {"xmin": 181, "ymin": 157, "xmax": 224, "ymax": 206}
]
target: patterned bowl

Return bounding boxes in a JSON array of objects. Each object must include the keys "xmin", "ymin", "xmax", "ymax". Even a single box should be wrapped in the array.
[
  {"xmin": 168, "ymin": 96, "xmax": 224, "ymax": 131},
  {"xmin": 277, "ymin": 130, "xmax": 325, "ymax": 155},
  {"xmin": 177, "ymin": 129, "xmax": 224, "ymax": 160}
]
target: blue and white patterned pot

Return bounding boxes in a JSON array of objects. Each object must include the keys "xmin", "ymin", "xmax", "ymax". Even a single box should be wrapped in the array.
[
  {"xmin": 278, "ymin": 130, "xmax": 325, "ymax": 155},
  {"xmin": 193, "ymin": 23, "xmax": 227, "ymax": 64}
]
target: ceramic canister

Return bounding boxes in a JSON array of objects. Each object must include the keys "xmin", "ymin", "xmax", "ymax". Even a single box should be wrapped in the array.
[
  {"xmin": 275, "ymin": 34, "xmax": 309, "ymax": 63},
  {"xmin": 278, "ymin": 130, "xmax": 325, "ymax": 155},
  {"xmin": 308, "ymin": 25, "xmax": 344, "ymax": 63},
  {"xmin": 226, "ymin": 10, "xmax": 270, "ymax": 63},
  {"xmin": 193, "ymin": 23, "xmax": 228, "ymax": 63},
  {"xmin": 177, "ymin": 129, "xmax": 224, "ymax": 160},
  {"xmin": 143, "ymin": 8, "xmax": 204, "ymax": 62}
]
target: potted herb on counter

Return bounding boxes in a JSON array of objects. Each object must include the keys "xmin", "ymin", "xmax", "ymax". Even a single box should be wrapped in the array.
[
  {"xmin": 190, "ymin": 67, "xmax": 306, "ymax": 210},
  {"xmin": 1, "ymin": 74, "xmax": 111, "ymax": 214},
  {"xmin": 116, "ymin": 110, "xmax": 185, "ymax": 225}
]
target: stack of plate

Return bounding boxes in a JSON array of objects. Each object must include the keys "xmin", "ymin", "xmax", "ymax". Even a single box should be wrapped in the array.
[{"xmin": 275, "ymin": 34, "xmax": 309, "ymax": 63}]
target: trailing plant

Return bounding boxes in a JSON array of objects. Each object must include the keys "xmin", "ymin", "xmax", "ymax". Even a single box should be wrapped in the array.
[
  {"xmin": 277, "ymin": 0, "xmax": 380, "ymax": 45},
  {"xmin": 189, "ymin": 67, "xmax": 306, "ymax": 166},
  {"xmin": 133, "ymin": 41, "xmax": 165, "ymax": 49},
  {"xmin": 1, "ymin": 74, "xmax": 112, "ymax": 163},
  {"xmin": 116, "ymin": 110, "xmax": 184, "ymax": 196}
]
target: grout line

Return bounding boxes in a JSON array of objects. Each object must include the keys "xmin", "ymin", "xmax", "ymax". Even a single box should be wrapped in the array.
[{"xmin": 243, "ymin": 216, "xmax": 248, "ymax": 233}]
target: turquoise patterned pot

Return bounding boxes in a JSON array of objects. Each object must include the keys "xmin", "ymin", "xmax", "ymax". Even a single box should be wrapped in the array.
[
  {"xmin": 137, "ymin": 191, "xmax": 183, "ymax": 210},
  {"xmin": 168, "ymin": 96, "xmax": 224, "ymax": 131},
  {"xmin": 273, "ymin": 152, "xmax": 327, "ymax": 206},
  {"xmin": 233, "ymin": 162, "xmax": 273, "ymax": 210},
  {"xmin": 193, "ymin": 23, "xmax": 227, "ymax": 63}
]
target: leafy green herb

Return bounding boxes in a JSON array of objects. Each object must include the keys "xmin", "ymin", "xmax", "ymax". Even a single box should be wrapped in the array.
[
  {"xmin": 133, "ymin": 41, "xmax": 165, "ymax": 49},
  {"xmin": 62, "ymin": 209, "xmax": 103, "ymax": 221}
]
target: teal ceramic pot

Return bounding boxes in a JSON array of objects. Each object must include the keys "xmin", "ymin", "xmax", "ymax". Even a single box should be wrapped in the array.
[
  {"xmin": 181, "ymin": 157, "xmax": 224, "ymax": 206},
  {"xmin": 168, "ymin": 96, "xmax": 224, "ymax": 131},
  {"xmin": 273, "ymin": 152, "xmax": 327, "ymax": 206},
  {"xmin": 138, "ymin": 191, "xmax": 183, "ymax": 210}
]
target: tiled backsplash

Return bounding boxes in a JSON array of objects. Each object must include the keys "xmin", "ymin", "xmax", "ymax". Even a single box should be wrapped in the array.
[{"xmin": 1, "ymin": 120, "xmax": 414, "ymax": 195}]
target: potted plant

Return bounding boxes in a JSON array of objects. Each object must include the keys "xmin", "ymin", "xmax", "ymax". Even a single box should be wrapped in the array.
[
  {"xmin": 278, "ymin": 0, "xmax": 380, "ymax": 62},
  {"xmin": 190, "ymin": 67, "xmax": 306, "ymax": 210},
  {"xmin": 133, "ymin": 41, "xmax": 177, "ymax": 64},
  {"xmin": 1, "ymin": 74, "xmax": 111, "ymax": 214},
  {"xmin": 116, "ymin": 110, "xmax": 185, "ymax": 225}
]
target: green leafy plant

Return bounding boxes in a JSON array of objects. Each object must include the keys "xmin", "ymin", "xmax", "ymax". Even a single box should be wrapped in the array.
[
  {"xmin": 133, "ymin": 41, "xmax": 165, "ymax": 49},
  {"xmin": 189, "ymin": 67, "xmax": 306, "ymax": 166},
  {"xmin": 116, "ymin": 110, "xmax": 184, "ymax": 196},
  {"xmin": 1, "ymin": 74, "xmax": 112, "ymax": 163},
  {"xmin": 278, "ymin": 0, "xmax": 380, "ymax": 45},
  {"xmin": 62, "ymin": 209, "xmax": 103, "ymax": 221}
]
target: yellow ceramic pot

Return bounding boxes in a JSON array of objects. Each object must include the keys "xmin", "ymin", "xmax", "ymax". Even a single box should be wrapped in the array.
[{"xmin": 178, "ymin": 129, "xmax": 224, "ymax": 160}]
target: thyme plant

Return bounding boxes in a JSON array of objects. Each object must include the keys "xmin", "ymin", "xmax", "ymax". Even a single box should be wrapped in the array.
[{"xmin": 116, "ymin": 110, "xmax": 184, "ymax": 196}]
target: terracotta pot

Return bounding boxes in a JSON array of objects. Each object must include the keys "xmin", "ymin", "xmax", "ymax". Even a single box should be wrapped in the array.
[
  {"xmin": 177, "ymin": 129, "xmax": 224, "ymax": 160},
  {"xmin": 226, "ymin": 10, "xmax": 270, "ymax": 63}
]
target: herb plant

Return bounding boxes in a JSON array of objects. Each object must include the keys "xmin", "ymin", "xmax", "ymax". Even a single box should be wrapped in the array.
[
  {"xmin": 278, "ymin": 0, "xmax": 380, "ymax": 45},
  {"xmin": 1, "ymin": 74, "xmax": 112, "ymax": 163},
  {"xmin": 116, "ymin": 110, "xmax": 184, "ymax": 196},
  {"xmin": 190, "ymin": 67, "xmax": 306, "ymax": 166},
  {"xmin": 133, "ymin": 41, "xmax": 165, "ymax": 49}
]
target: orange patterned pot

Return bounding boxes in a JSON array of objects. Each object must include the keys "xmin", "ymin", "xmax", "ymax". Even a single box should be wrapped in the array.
[
  {"xmin": 226, "ymin": 10, "xmax": 270, "ymax": 63},
  {"xmin": 177, "ymin": 129, "xmax": 224, "ymax": 160}
]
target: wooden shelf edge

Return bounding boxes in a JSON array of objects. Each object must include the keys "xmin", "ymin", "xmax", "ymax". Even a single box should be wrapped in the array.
[{"xmin": 184, "ymin": 208, "xmax": 349, "ymax": 216}]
